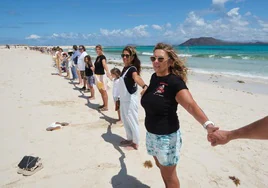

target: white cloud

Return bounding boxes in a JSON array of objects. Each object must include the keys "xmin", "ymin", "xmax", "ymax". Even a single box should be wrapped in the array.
[
  {"xmin": 185, "ymin": 12, "xmax": 205, "ymax": 26},
  {"xmin": 50, "ymin": 32, "xmax": 79, "ymax": 39},
  {"xmin": 166, "ymin": 23, "xmax": 172, "ymax": 28},
  {"xmin": 227, "ymin": 7, "xmax": 240, "ymax": 17},
  {"xmin": 152, "ymin": 24, "xmax": 162, "ymax": 30},
  {"xmin": 211, "ymin": 0, "xmax": 230, "ymax": 11},
  {"xmin": 258, "ymin": 20, "xmax": 268, "ymax": 28},
  {"xmin": 25, "ymin": 34, "xmax": 41, "ymax": 39},
  {"xmin": 100, "ymin": 25, "xmax": 149, "ymax": 38},
  {"xmin": 227, "ymin": 8, "xmax": 248, "ymax": 26},
  {"xmin": 245, "ymin": 11, "xmax": 251, "ymax": 16}
]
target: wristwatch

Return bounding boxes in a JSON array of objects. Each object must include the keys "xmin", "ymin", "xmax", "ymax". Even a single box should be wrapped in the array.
[
  {"xmin": 202, "ymin": 121, "xmax": 215, "ymax": 129},
  {"xmin": 142, "ymin": 84, "xmax": 148, "ymax": 89}
]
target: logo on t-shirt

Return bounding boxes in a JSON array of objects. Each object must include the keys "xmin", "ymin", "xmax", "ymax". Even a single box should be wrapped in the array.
[{"xmin": 154, "ymin": 82, "xmax": 168, "ymax": 97}]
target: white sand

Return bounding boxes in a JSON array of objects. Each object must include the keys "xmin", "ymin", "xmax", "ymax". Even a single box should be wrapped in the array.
[{"xmin": 0, "ymin": 48, "xmax": 268, "ymax": 188}]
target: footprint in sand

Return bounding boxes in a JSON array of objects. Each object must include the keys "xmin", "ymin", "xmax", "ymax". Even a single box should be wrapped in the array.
[
  {"xmin": 40, "ymin": 100, "xmax": 75, "ymax": 107},
  {"xmin": 97, "ymin": 163, "xmax": 119, "ymax": 170}
]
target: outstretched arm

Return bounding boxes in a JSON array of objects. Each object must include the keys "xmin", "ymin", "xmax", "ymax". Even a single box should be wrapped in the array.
[
  {"xmin": 176, "ymin": 89, "xmax": 219, "ymax": 134},
  {"xmin": 210, "ymin": 116, "xmax": 268, "ymax": 146}
]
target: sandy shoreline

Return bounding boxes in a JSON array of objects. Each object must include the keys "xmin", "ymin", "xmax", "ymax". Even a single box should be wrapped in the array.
[{"xmin": 1, "ymin": 48, "xmax": 268, "ymax": 187}]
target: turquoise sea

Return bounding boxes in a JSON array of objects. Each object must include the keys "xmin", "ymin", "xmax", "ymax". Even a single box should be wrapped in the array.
[{"xmin": 86, "ymin": 45, "xmax": 268, "ymax": 80}]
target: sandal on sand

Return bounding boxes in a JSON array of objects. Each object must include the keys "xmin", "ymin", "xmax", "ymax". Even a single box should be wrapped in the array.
[
  {"xmin": 22, "ymin": 163, "xmax": 43, "ymax": 176},
  {"xmin": 46, "ymin": 122, "xmax": 69, "ymax": 131},
  {"xmin": 17, "ymin": 156, "xmax": 43, "ymax": 176},
  {"xmin": 98, "ymin": 105, "xmax": 105, "ymax": 109},
  {"xmin": 55, "ymin": 122, "xmax": 69, "ymax": 126}
]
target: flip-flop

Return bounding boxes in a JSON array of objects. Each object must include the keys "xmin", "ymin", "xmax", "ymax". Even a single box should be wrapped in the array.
[
  {"xmin": 22, "ymin": 163, "xmax": 43, "ymax": 176},
  {"xmin": 17, "ymin": 168, "xmax": 24, "ymax": 174},
  {"xmin": 55, "ymin": 122, "xmax": 69, "ymax": 126},
  {"xmin": 46, "ymin": 122, "xmax": 61, "ymax": 131}
]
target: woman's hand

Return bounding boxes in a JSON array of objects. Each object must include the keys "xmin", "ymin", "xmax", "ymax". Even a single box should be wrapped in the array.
[
  {"xmin": 106, "ymin": 73, "xmax": 112, "ymax": 81},
  {"xmin": 140, "ymin": 86, "xmax": 148, "ymax": 96},
  {"xmin": 208, "ymin": 130, "xmax": 232, "ymax": 146},
  {"xmin": 206, "ymin": 124, "xmax": 219, "ymax": 144}
]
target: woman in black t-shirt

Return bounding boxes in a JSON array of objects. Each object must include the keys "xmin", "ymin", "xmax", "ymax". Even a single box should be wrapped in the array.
[
  {"xmin": 119, "ymin": 46, "xmax": 147, "ymax": 150},
  {"xmin": 141, "ymin": 43, "xmax": 219, "ymax": 187},
  {"xmin": 94, "ymin": 45, "xmax": 111, "ymax": 111}
]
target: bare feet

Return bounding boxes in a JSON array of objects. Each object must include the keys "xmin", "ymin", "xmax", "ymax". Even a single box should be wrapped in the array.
[
  {"xmin": 99, "ymin": 107, "xmax": 108, "ymax": 111},
  {"xmin": 88, "ymin": 96, "xmax": 95, "ymax": 100},
  {"xmin": 124, "ymin": 143, "xmax": 138, "ymax": 150},
  {"xmin": 120, "ymin": 140, "xmax": 132, "ymax": 146}
]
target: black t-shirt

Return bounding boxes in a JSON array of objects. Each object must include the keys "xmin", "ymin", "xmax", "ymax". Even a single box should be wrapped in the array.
[
  {"xmin": 85, "ymin": 64, "xmax": 93, "ymax": 76},
  {"xmin": 141, "ymin": 73, "xmax": 188, "ymax": 135},
  {"xmin": 121, "ymin": 66, "xmax": 137, "ymax": 94},
  {"xmin": 94, "ymin": 55, "xmax": 106, "ymax": 75}
]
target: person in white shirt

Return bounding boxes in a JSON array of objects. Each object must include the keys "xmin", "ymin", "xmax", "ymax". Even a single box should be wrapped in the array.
[
  {"xmin": 110, "ymin": 68, "xmax": 121, "ymax": 123},
  {"xmin": 77, "ymin": 45, "xmax": 88, "ymax": 90}
]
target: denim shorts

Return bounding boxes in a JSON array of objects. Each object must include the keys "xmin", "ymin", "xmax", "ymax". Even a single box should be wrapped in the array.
[
  {"xmin": 146, "ymin": 130, "xmax": 182, "ymax": 166},
  {"xmin": 86, "ymin": 76, "xmax": 95, "ymax": 86}
]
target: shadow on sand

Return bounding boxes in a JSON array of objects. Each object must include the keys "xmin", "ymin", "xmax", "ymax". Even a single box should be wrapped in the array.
[{"xmin": 102, "ymin": 125, "xmax": 150, "ymax": 188}]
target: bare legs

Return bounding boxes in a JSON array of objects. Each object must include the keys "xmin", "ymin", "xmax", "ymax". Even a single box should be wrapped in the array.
[
  {"xmin": 56, "ymin": 61, "xmax": 62, "ymax": 76},
  {"xmin": 77, "ymin": 69, "xmax": 82, "ymax": 84},
  {"xmin": 87, "ymin": 84, "xmax": 95, "ymax": 100},
  {"xmin": 153, "ymin": 157, "xmax": 180, "ymax": 188},
  {"xmin": 98, "ymin": 89, "xmax": 108, "ymax": 110}
]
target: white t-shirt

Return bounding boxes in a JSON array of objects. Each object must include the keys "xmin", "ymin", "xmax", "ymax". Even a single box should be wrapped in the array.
[
  {"xmin": 77, "ymin": 51, "xmax": 88, "ymax": 71},
  {"xmin": 112, "ymin": 78, "xmax": 120, "ymax": 102}
]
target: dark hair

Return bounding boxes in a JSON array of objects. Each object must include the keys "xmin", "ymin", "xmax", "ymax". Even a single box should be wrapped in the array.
[
  {"xmin": 73, "ymin": 45, "xmax": 77, "ymax": 50},
  {"xmin": 153, "ymin": 43, "xmax": 187, "ymax": 82},
  {"xmin": 68, "ymin": 52, "xmax": 73, "ymax": 56},
  {"xmin": 122, "ymin": 46, "xmax": 141, "ymax": 75},
  {"xmin": 110, "ymin": 68, "xmax": 121, "ymax": 79},
  {"xmin": 79, "ymin": 45, "xmax": 86, "ymax": 52},
  {"xmin": 84, "ymin": 55, "xmax": 92, "ymax": 68}
]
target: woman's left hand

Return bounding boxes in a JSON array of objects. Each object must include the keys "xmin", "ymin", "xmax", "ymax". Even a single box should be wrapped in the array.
[
  {"xmin": 140, "ymin": 87, "xmax": 147, "ymax": 96},
  {"xmin": 106, "ymin": 73, "xmax": 112, "ymax": 81},
  {"xmin": 206, "ymin": 124, "xmax": 219, "ymax": 143}
]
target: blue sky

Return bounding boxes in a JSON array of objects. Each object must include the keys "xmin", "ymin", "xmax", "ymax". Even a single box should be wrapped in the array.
[{"xmin": 1, "ymin": 0, "xmax": 268, "ymax": 46}]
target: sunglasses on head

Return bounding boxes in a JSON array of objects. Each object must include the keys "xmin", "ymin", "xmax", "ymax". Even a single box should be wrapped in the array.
[
  {"xmin": 121, "ymin": 54, "xmax": 131, "ymax": 58},
  {"xmin": 150, "ymin": 56, "xmax": 168, "ymax": 62}
]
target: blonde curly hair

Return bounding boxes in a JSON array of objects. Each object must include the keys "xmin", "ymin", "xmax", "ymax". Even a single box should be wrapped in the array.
[{"xmin": 153, "ymin": 43, "xmax": 187, "ymax": 82}]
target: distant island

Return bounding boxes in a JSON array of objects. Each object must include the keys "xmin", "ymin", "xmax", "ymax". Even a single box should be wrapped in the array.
[{"xmin": 179, "ymin": 37, "xmax": 268, "ymax": 46}]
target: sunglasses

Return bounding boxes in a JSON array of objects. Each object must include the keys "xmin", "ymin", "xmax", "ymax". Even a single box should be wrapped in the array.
[
  {"xmin": 121, "ymin": 54, "xmax": 131, "ymax": 58},
  {"xmin": 79, "ymin": 48, "xmax": 83, "ymax": 51},
  {"xmin": 150, "ymin": 56, "xmax": 168, "ymax": 62}
]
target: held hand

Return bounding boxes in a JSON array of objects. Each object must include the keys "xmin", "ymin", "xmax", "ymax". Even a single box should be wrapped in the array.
[
  {"xmin": 106, "ymin": 73, "xmax": 112, "ymax": 81},
  {"xmin": 140, "ymin": 87, "xmax": 147, "ymax": 96},
  {"xmin": 208, "ymin": 130, "xmax": 232, "ymax": 146},
  {"xmin": 206, "ymin": 124, "xmax": 219, "ymax": 143}
]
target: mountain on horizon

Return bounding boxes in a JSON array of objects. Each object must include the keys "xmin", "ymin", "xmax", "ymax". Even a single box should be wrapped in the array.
[{"xmin": 179, "ymin": 37, "xmax": 268, "ymax": 46}]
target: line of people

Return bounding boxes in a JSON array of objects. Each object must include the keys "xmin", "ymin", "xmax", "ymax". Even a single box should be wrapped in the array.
[{"xmin": 50, "ymin": 43, "xmax": 267, "ymax": 188}]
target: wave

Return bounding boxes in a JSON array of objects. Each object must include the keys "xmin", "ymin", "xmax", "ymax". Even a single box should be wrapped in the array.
[
  {"xmin": 191, "ymin": 68, "xmax": 268, "ymax": 80},
  {"xmin": 191, "ymin": 54, "xmax": 268, "ymax": 60},
  {"xmin": 142, "ymin": 52, "xmax": 153, "ymax": 56},
  {"xmin": 141, "ymin": 52, "xmax": 192, "ymax": 58}
]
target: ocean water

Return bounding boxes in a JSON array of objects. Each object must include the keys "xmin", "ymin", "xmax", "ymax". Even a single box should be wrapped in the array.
[{"xmin": 86, "ymin": 45, "xmax": 268, "ymax": 80}]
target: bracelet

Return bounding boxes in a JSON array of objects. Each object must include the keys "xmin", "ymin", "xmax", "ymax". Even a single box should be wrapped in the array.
[
  {"xmin": 202, "ymin": 121, "xmax": 214, "ymax": 129},
  {"xmin": 142, "ymin": 84, "xmax": 148, "ymax": 89}
]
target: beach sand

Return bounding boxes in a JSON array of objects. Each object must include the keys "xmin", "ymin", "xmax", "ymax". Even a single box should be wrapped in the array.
[{"xmin": 0, "ymin": 48, "xmax": 268, "ymax": 188}]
